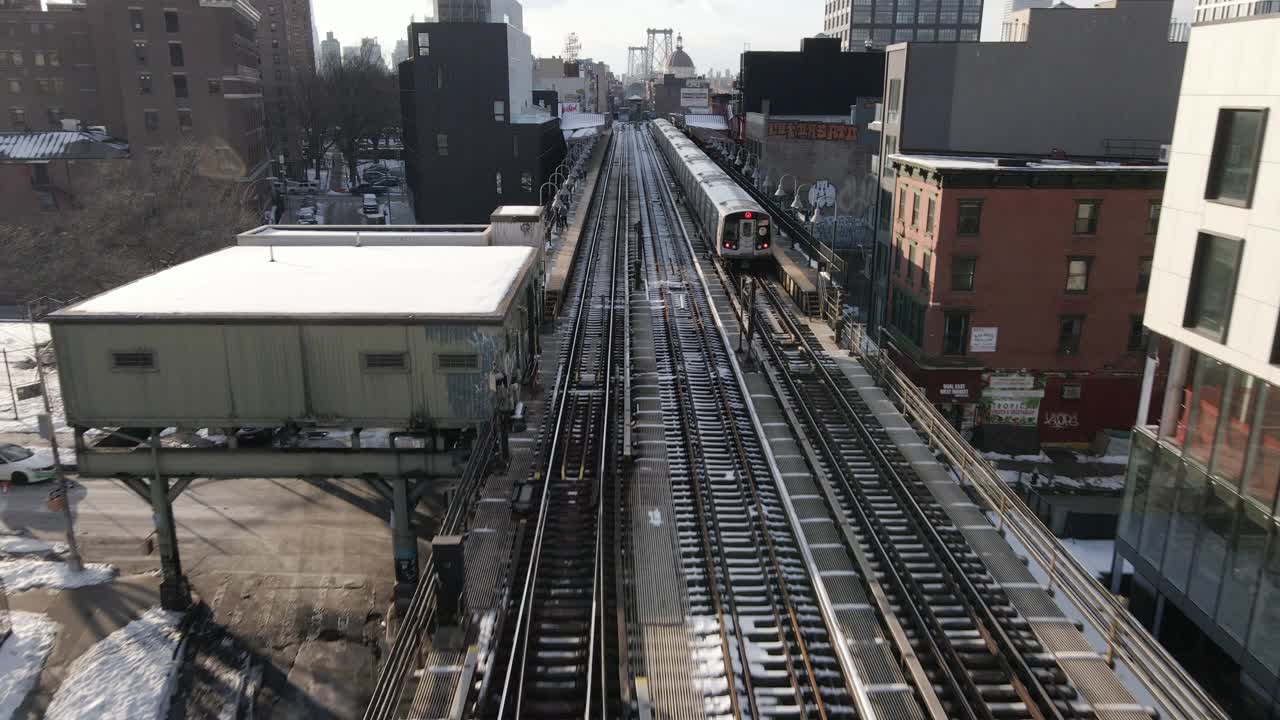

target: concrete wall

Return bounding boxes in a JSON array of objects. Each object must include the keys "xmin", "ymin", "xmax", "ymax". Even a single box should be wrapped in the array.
[
  {"xmin": 1145, "ymin": 15, "xmax": 1280, "ymax": 386},
  {"xmin": 896, "ymin": 0, "xmax": 1186, "ymax": 157}
]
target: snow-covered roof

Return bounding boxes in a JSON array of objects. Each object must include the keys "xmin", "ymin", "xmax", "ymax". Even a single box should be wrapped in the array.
[
  {"xmin": 559, "ymin": 112, "xmax": 606, "ymax": 130},
  {"xmin": 238, "ymin": 225, "xmax": 492, "ymax": 246},
  {"xmin": 564, "ymin": 127, "xmax": 599, "ymax": 141},
  {"xmin": 491, "ymin": 206, "xmax": 542, "ymax": 219},
  {"xmin": 888, "ymin": 153, "xmax": 1167, "ymax": 172},
  {"xmin": 687, "ymin": 114, "xmax": 729, "ymax": 130},
  {"xmin": 0, "ymin": 130, "xmax": 128, "ymax": 162},
  {"xmin": 52, "ymin": 245, "xmax": 538, "ymax": 323}
]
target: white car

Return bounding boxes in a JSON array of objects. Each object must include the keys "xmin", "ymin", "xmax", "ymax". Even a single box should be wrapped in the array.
[{"xmin": 0, "ymin": 443, "xmax": 56, "ymax": 484}]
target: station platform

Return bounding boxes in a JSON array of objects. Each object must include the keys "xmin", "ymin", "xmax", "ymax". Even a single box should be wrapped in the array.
[
  {"xmin": 771, "ymin": 240, "xmax": 820, "ymax": 316},
  {"xmin": 801, "ymin": 318, "xmax": 1150, "ymax": 720},
  {"xmin": 544, "ymin": 128, "xmax": 612, "ymax": 318}
]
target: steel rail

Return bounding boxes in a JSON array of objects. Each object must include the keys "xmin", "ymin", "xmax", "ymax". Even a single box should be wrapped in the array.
[
  {"xmin": 495, "ymin": 134, "xmax": 623, "ymax": 720},
  {"xmin": 639, "ymin": 122, "xmax": 875, "ymax": 720},
  {"xmin": 362, "ymin": 417, "xmax": 503, "ymax": 720},
  {"xmin": 857, "ymin": 329, "xmax": 1230, "ymax": 720},
  {"xmin": 762, "ymin": 288, "xmax": 1072, "ymax": 720}
]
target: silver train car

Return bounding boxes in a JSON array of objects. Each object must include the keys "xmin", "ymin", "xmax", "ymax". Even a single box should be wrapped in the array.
[{"xmin": 650, "ymin": 119, "xmax": 772, "ymax": 262}]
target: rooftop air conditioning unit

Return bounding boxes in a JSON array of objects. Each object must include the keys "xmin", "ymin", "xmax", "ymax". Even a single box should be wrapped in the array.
[{"xmin": 1158, "ymin": 144, "xmax": 1171, "ymax": 163}]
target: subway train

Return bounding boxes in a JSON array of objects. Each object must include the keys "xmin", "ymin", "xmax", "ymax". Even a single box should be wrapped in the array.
[{"xmin": 650, "ymin": 119, "xmax": 773, "ymax": 263}]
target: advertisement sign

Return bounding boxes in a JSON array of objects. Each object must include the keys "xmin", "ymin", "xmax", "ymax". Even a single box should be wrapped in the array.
[
  {"xmin": 679, "ymin": 87, "xmax": 710, "ymax": 109},
  {"xmin": 559, "ymin": 102, "xmax": 580, "ymax": 115},
  {"xmin": 981, "ymin": 373, "xmax": 1043, "ymax": 427},
  {"xmin": 766, "ymin": 121, "xmax": 857, "ymax": 142},
  {"xmin": 940, "ymin": 383, "xmax": 969, "ymax": 399},
  {"xmin": 970, "ymin": 326, "xmax": 998, "ymax": 353}
]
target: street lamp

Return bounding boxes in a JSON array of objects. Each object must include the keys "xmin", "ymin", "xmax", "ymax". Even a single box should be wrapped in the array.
[
  {"xmin": 791, "ymin": 183, "xmax": 810, "ymax": 214},
  {"xmin": 539, "ymin": 181, "xmax": 557, "ymax": 206},
  {"xmin": 774, "ymin": 173, "xmax": 798, "ymax": 199}
]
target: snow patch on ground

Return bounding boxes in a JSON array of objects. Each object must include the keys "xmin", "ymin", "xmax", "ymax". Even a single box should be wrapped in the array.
[
  {"xmin": 982, "ymin": 450, "xmax": 1052, "ymax": 462},
  {"xmin": 0, "ymin": 534, "xmax": 67, "ymax": 556},
  {"xmin": 0, "ymin": 611, "xmax": 60, "ymax": 720},
  {"xmin": 1060, "ymin": 538, "xmax": 1127, "ymax": 581},
  {"xmin": 1073, "ymin": 452, "xmax": 1131, "ymax": 464},
  {"xmin": 46, "ymin": 607, "xmax": 185, "ymax": 720},
  {"xmin": 0, "ymin": 558, "xmax": 115, "ymax": 592},
  {"xmin": 0, "ymin": 322, "xmax": 67, "ymax": 435}
]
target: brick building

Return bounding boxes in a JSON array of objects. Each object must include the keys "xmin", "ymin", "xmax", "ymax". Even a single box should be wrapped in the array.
[
  {"xmin": 0, "ymin": 128, "xmax": 129, "ymax": 217},
  {"xmin": 885, "ymin": 154, "xmax": 1166, "ymax": 450},
  {"xmin": 0, "ymin": 0, "xmax": 97, "ymax": 131},
  {"xmin": 254, "ymin": 0, "xmax": 317, "ymax": 177},
  {"xmin": 0, "ymin": 0, "xmax": 267, "ymax": 180}
]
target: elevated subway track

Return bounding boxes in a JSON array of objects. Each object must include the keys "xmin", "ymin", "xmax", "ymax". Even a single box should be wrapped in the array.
[{"xmin": 365, "ymin": 118, "xmax": 1201, "ymax": 720}]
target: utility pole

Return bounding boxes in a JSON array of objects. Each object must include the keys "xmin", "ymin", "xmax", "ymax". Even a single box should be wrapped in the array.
[
  {"xmin": 2, "ymin": 348, "xmax": 17, "ymax": 420},
  {"xmin": 28, "ymin": 307, "xmax": 82, "ymax": 573}
]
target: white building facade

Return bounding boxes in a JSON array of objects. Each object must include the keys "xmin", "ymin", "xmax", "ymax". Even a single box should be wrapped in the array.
[{"xmin": 1115, "ymin": 3, "xmax": 1280, "ymax": 717}]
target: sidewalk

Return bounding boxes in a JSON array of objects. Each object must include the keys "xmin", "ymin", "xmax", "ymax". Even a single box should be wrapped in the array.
[
  {"xmin": 982, "ymin": 446, "xmax": 1129, "ymax": 494},
  {"xmin": 7, "ymin": 574, "xmax": 160, "ymax": 719}
]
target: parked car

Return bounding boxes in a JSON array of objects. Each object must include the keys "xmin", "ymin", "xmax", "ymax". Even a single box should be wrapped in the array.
[
  {"xmin": 0, "ymin": 443, "xmax": 55, "ymax": 484},
  {"xmin": 361, "ymin": 193, "xmax": 380, "ymax": 215},
  {"xmin": 371, "ymin": 177, "xmax": 399, "ymax": 188},
  {"xmin": 349, "ymin": 183, "xmax": 388, "ymax": 196}
]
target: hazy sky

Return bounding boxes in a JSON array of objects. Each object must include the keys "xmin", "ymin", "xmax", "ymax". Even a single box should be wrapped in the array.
[{"xmin": 311, "ymin": 0, "xmax": 1008, "ymax": 72}]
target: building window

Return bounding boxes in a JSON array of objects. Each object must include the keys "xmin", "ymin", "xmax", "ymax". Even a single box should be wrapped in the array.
[
  {"xmin": 494, "ymin": 99, "xmax": 505, "ymax": 121},
  {"xmin": 436, "ymin": 133, "xmax": 448, "ymax": 156},
  {"xmin": 926, "ymin": 197, "xmax": 935, "ymax": 233},
  {"xmin": 144, "ymin": 109, "xmax": 158, "ymax": 131},
  {"xmin": 495, "ymin": 171, "xmax": 502, "ymax": 195},
  {"xmin": 911, "ymin": 191, "xmax": 920, "ymax": 227},
  {"xmin": 886, "ymin": 78, "xmax": 901, "ymax": 122},
  {"xmin": 138, "ymin": 73, "xmax": 152, "ymax": 94},
  {"xmin": 30, "ymin": 163, "xmax": 49, "ymax": 187},
  {"xmin": 892, "ymin": 238, "xmax": 901, "ymax": 275},
  {"xmin": 274, "ymin": 69, "xmax": 282, "ymax": 81},
  {"xmin": 9, "ymin": 50, "xmax": 20, "ymax": 66},
  {"xmin": 134, "ymin": 40, "xmax": 147, "ymax": 65},
  {"xmin": 1073, "ymin": 200, "xmax": 1100, "ymax": 234},
  {"xmin": 177, "ymin": 108, "xmax": 191, "ymax": 131},
  {"xmin": 1128, "ymin": 315, "xmax": 1148, "ymax": 352},
  {"xmin": 45, "ymin": 49, "xmax": 57, "ymax": 67},
  {"xmin": 1146, "ymin": 200, "xmax": 1161, "ymax": 235},
  {"xmin": 906, "ymin": 242, "xmax": 916, "ymax": 282},
  {"xmin": 172, "ymin": 74, "xmax": 188, "ymax": 98},
  {"xmin": 921, "ymin": 250, "xmax": 931, "ymax": 289},
  {"xmin": 36, "ymin": 78, "xmax": 50, "ymax": 94},
  {"xmin": 1184, "ymin": 232, "xmax": 1243, "ymax": 342},
  {"xmin": 8, "ymin": 107, "xmax": 24, "ymax": 129},
  {"xmin": 417, "ymin": 31, "xmax": 429, "ymax": 56},
  {"xmin": 943, "ymin": 311, "xmax": 969, "ymax": 355},
  {"xmin": 1205, "ymin": 108, "xmax": 1267, "ymax": 207},
  {"xmin": 129, "ymin": 8, "xmax": 144, "ymax": 32},
  {"xmin": 207, "ymin": 78, "xmax": 221, "ymax": 95},
  {"xmin": 957, "ymin": 199, "xmax": 982, "ymax": 234},
  {"xmin": 169, "ymin": 42, "xmax": 184, "ymax": 67},
  {"xmin": 32, "ymin": 51, "xmax": 44, "ymax": 66},
  {"xmin": 897, "ymin": 187, "xmax": 905, "ymax": 220},
  {"xmin": 362, "ymin": 352, "xmax": 408, "ymax": 371},
  {"xmin": 1058, "ymin": 316, "xmax": 1084, "ymax": 356},
  {"xmin": 51, "ymin": 78, "xmax": 62, "ymax": 95},
  {"xmin": 1138, "ymin": 256, "xmax": 1152, "ymax": 293},
  {"xmin": 951, "ymin": 256, "xmax": 976, "ymax": 291},
  {"xmin": 164, "ymin": 10, "xmax": 179, "ymax": 33},
  {"xmin": 521, "ymin": 171, "xmax": 533, "ymax": 192},
  {"xmin": 1065, "ymin": 257, "xmax": 1092, "ymax": 293},
  {"xmin": 112, "ymin": 351, "xmax": 155, "ymax": 370},
  {"xmin": 271, "ymin": 39, "xmax": 279, "ymax": 49},
  {"xmin": 6, "ymin": 79, "xmax": 19, "ymax": 94},
  {"xmin": 270, "ymin": 22, "xmax": 277, "ymax": 32}
]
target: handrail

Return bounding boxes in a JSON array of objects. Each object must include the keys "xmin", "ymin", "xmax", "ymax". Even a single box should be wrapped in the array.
[
  {"xmin": 847, "ymin": 324, "xmax": 1230, "ymax": 720},
  {"xmin": 362, "ymin": 415, "xmax": 503, "ymax": 720}
]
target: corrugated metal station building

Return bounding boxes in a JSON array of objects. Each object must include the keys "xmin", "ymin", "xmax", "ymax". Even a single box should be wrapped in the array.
[{"xmin": 49, "ymin": 244, "xmax": 541, "ymax": 431}]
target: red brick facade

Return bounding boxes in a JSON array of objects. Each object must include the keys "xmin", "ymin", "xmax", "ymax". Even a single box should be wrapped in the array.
[{"xmin": 884, "ymin": 156, "xmax": 1166, "ymax": 449}]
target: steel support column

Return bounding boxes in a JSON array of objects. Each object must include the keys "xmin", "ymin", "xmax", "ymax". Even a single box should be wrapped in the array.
[
  {"xmin": 391, "ymin": 476, "xmax": 419, "ymax": 612},
  {"xmin": 121, "ymin": 471, "xmax": 193, "ymax": 611}
]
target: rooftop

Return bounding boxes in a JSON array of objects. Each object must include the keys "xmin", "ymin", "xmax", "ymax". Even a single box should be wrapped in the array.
[
  {"xmin": 687, "ymin": 114, "xmax": 729, "ymax": 131},
  {"xmin": 888, "ymin": 153, "xmax": 1167, "ymax": 173},
  {"xmin": 0, "ymin": 130, "xmax": 128, "ymax": 162},
  {"xmin": 53, "ymin": 245, "xmax": 537, "ymax": 323}
]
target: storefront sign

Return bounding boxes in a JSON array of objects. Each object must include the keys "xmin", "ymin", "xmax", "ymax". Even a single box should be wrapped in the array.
[
  {"xmin": 987, "ymin": 374, "xmax": 1036, "ymax": 392},
  {"xmin": 767, "ymin": 121, "xmax": 857, "ymax": 142},
  {"xmin": 970, "ymin": 326, "xmax": 998, "ymax": 353},
  {"xmin": 982, "ymin": 373, "xmax": 1043, "ymax": 427},
  {"xmin": 940, "ymin": 383, "xmax": 969, "ymax": 399}
]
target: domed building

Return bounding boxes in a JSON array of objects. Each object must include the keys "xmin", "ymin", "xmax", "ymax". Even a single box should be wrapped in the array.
[{"xmin": 665, "ymin": 34, "xmax": 697, "ymax": 79}]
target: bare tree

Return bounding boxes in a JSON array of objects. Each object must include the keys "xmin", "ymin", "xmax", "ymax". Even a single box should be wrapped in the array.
[
  {"xmin": 0, "ymin": 143, "xmax": 258, "ymax": 304},
  {"xmin": 326, "ymin": 55, "xmax": 400, "ymax": 187},
  {"xmin": 291, "ymin": 69, "xmax": 338, "ymax": 179}
]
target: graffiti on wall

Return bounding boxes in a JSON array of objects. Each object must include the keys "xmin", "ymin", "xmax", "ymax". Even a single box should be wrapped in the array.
[{"xmin": 767, "ymin": 121, "xmax": 857, "ymax": 141}]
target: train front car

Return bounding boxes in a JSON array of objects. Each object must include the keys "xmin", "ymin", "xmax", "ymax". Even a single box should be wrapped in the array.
[{"xmin": 718, "ymin": 208, "xmax": 772, "ymax": 262}]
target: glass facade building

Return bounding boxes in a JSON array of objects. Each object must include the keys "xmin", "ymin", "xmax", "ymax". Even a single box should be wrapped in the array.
[
  {"xmin": 823, "ymin": 0, "xmax": 982, "ymax": 51},
  {"xmin": 1117, "ymin": 346, "xmax": 1280, "ymax": 716}
]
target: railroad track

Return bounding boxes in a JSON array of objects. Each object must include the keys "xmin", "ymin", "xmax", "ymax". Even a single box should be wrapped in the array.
[
  {"xmin": 632, "ymin": 124, "xmax": 860, "ymax": 719},
  {"xmin": 485, "ymin": 130, "xmax": 627, "ymax": 720},
  {"xmin": 750, "ymin": 276, "xmax": 1092, "ymax": 720}
]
